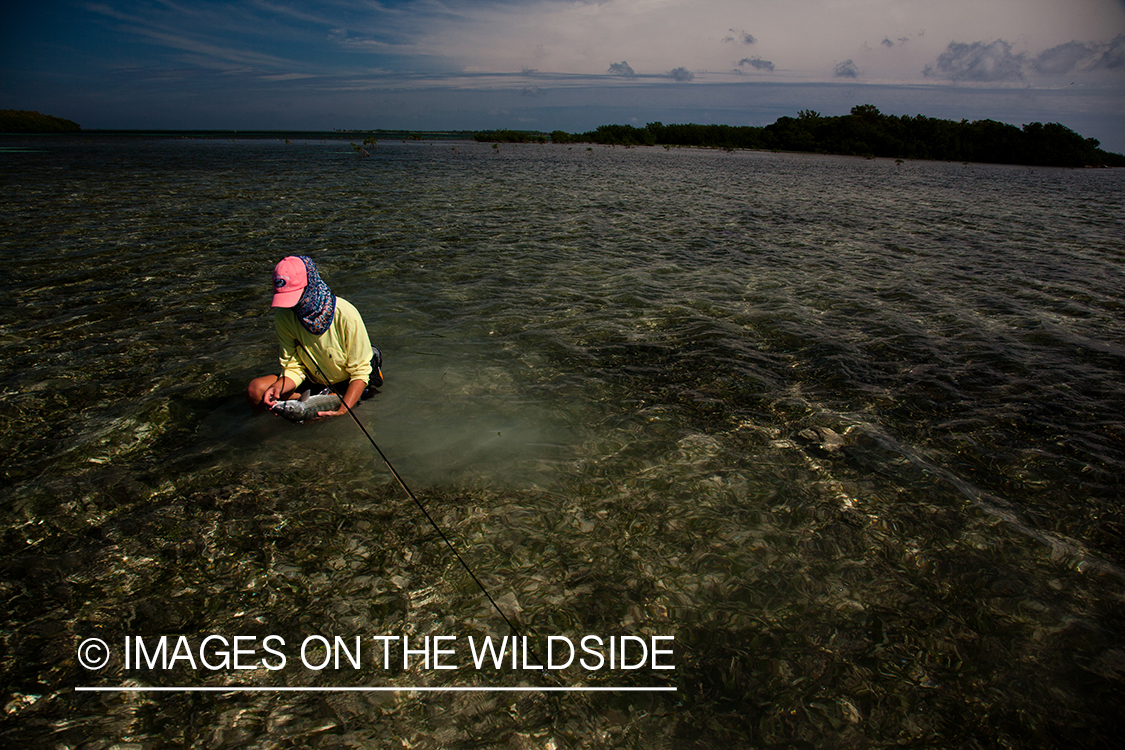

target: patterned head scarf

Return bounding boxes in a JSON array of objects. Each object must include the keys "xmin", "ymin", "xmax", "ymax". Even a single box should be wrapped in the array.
[{"xmin": 291, "ymin": 256, "xmax": 336, "ymax": 335}]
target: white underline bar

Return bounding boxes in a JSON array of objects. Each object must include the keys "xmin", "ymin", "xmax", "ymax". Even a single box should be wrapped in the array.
[{"xmin": 76, "ymin": 686, "xmax": 676, "ymax": 693}]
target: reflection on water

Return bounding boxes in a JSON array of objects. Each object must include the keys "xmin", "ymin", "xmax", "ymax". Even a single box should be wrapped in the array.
[{"xmin": 1, "ymin": 136, "xmax": 1124, "ymax": 747}]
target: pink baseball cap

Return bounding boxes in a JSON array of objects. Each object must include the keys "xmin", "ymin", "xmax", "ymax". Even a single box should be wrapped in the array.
[{"xmin": 271, "ymin": 256, "xmax": 307, "ymax": 308}]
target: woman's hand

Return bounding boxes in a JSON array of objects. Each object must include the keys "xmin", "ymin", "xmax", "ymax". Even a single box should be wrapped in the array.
[
  {"xmin": 262, "ymin": 376, "xmax": 296, "ymax": 406},
  {"xmin": 315, "ymin": 378, "xmax": 367, "ymax": 419}
]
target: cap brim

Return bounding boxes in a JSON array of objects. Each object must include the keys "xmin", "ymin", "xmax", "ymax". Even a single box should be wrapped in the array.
[{"xmin": 271, "ymin": 288, "xmax": 305, "ymax": 308}]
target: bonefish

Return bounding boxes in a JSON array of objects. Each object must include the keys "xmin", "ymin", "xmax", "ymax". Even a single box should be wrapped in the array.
[{"xmin": 270, "ymin": 392, "xmax": 342, "ymax": 423}]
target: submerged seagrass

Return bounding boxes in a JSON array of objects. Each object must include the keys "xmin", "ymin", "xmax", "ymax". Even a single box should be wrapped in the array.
[{"xmin": 0, "ymin": 135, "xmax": 1123, "ymax": 748}]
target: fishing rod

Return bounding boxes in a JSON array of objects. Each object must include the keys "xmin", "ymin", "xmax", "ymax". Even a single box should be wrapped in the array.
[{"xmin": 293, "ymin": 344, "xmax": 552, "ymax": 670}]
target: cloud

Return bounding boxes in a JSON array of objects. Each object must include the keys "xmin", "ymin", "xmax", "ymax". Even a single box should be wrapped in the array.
[
  {"xmin": 722, "ymin": 29, "xmax": 755, "ymax": 44},
  {"xmin": 738, "ymin": 57, "xmax": 774, "ymax": 72},
  {"xmin": 1031, "ymin": 35, "xmax": 1124, "ymax": 75},
  {"xmin": 669, "ymin": 66, "xmax": 694, "ymax": 82},
  {"xmin": 834, "ymin": 59, "xmax": 858, "ymax": 78},
  {"xmin": 924, "ymin": 40, "xmax": 1025, "ymax": 82},
  {"xmin": 83, "ymin": 2, "xmax": 308, "ymax": 74},
  {"xmin": 1033, "ymin": 41, "xmax": 1094, "ymax": 75},
  {"xmin": 1090, "ymin": 34, "xmax": 1125, "ymax": 70},
  {"xmin": 876, "ymin": 34, "xmax": 912, "ymax": 50},
  {"xmin": 607, "ymin": 61, "xmax": 636, "ymax": 77},
  {"xmin": 259, "ymin": 72, "xmax": 319, "ymax": 81},
  {"xmin": 18, "ymin": 0, "xmax": 1125, "ymax": 153}
]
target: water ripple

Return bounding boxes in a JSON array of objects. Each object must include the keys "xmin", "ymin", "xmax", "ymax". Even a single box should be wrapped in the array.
[{"xmin": 1, "ymin": 137, "xmax": 1124, "ymax": 747}]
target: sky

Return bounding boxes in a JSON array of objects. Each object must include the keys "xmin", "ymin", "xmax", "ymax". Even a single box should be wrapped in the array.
[{"xmin": 2, "ymin": 0, "xmax": 1124, "ymax": 151}]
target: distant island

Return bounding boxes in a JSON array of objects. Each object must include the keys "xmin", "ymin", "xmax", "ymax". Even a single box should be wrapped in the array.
[
  {"xmin": 0, "ymin": 110, "xmax": 81, "ymax": 133},
  {"xmin": 4, "ymin": 104, "xmax": 1120, "ymax": 168},
  {"xmin": 475, "ymin": 104, "xmax": 1125, "ymax": 168}
]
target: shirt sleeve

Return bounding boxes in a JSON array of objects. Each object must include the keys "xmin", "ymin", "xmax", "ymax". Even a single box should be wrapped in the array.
[
  {"xmin": 274, "ymin": 312, "xmax": 306, "ymax": 384},
  {"xmin": 340, "ymin": 301, "xmax": 374, "ymax": 383}
]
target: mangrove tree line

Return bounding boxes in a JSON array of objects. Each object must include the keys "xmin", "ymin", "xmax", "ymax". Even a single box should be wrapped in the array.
[
  {"xmin": 478, "ymin": 105, "xmax": 1124, "ymax": 168},
  {"xmin": 0, "ymin": 110, "xmax": 81, "ymax": 133}
]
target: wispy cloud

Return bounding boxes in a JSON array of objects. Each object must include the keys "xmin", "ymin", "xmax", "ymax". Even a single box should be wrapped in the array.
[
  {"xmin": 85, "ymin": 1, "xmax": 319, "ymax": 75},
  {"xmin": 246, "ymin": 0, "xmax": 339, "ymax": 28},
  {"xmin": 122, "ymin": 25, "xmax": 308, "ymax": 71},
  {"xmin": 7, "ymin": 1, "xmax": 1123, "ymax": 151},
  {"xmin": 259, "ymin": 72, "xmax": 320, "ymax": 81}
]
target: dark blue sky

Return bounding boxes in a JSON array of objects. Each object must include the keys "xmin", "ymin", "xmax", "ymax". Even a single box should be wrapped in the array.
[{"xmin": 3, "ymin": 1, "xmax": 1123, "ymax": 150}]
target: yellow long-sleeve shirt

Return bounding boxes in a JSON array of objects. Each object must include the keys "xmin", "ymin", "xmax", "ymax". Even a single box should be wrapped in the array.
[{"xmin": 274, "ymin": 297, "xmax": 373, "ymax": 386}]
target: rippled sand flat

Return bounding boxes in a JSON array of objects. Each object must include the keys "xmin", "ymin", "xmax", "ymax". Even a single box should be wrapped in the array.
[{"xmin": 2, "ymin": 137, "xmax": 1123, "ymax": 747}]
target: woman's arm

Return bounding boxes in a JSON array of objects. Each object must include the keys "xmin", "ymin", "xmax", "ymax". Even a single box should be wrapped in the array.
[{"xmin": 317, "ymin": 378, "xmax": 367, "ymax": 418}]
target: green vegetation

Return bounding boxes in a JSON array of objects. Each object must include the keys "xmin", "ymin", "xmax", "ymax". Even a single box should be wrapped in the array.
[
  {"xmin": 541, "ymin": 105, "xmax": 1124, "ymax": 168},
  {"xmin": 0, "ymin": 109, "xmax": 80, "ymax": 133},
  {"xmin": 1, "ymin": 106, "xmax": 1114, "ymax": 166}
]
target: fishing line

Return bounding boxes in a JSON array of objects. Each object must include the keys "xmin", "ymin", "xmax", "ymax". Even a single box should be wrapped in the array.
[{"xmin": 294, "ymin": 344, "xmax": 552, "ymax": 671}]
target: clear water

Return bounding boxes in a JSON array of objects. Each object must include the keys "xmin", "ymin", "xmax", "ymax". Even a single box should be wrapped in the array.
[{"xmin": 2, "ymin": 136, "xmax": 1124, "ymax": 747}]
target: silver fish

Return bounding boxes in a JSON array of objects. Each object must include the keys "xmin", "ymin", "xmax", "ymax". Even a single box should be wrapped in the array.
[{"xmin": 270, "ymin": 392, "xmax": 342, "ymax": 423}]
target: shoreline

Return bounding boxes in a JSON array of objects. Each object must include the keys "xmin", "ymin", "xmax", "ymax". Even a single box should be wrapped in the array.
[{"xmin": 4, "ymin": 131, "xmax": 1121, "ymax": 169}]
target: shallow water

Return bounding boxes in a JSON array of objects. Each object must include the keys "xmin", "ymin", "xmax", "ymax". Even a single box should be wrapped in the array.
[{"xmin": 2, "ymin": 136, "xmax": 1124, "ymax": 748}]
